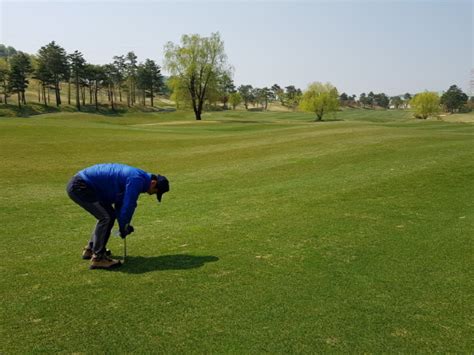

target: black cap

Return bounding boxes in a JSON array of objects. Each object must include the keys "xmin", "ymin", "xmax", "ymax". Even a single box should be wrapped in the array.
[{"xmin": 156, "ymin": 175, "xmax": 169, "ymax": 202}]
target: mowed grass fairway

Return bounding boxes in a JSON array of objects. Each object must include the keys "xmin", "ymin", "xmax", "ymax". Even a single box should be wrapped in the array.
[{"xmin": 1, "ymin": 110, "xmax": 473, "ymax": 352}]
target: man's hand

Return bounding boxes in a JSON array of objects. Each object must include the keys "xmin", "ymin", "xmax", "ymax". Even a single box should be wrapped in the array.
[{"xmin": 120, "ymin": 224, "xmax": 134, "ymax": 239}]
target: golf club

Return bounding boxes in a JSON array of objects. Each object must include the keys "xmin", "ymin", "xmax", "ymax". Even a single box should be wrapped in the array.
[
  {"xmin": 123, "ymin": 237, "xmax": 127, "ymax": 264},
  {"xmin": 113, "ymin": 229, "xmax": 126, "ymax": 264}
]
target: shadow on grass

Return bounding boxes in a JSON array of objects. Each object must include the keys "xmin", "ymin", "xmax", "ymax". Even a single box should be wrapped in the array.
[
  {"xmin": 79, "ymin": 104, "xmax": 176, "ymax": 116},
  {"xmin": 312, "ymin": 118, "xmax": 344, "ymax": 122},
  {"xmin": 221, "ymin": 120, "xmax": 272, "ymax": 124},
  {"xmin": 0, "ymin": 102, "xmax": 61, "ymax": 117},
  {"xmin": 115, "ymin": 254, "xmax": 219, "ymax": 274},
  {"xmin": 0, "ymin": 102, "xmax": 176, "ymax": 118}
]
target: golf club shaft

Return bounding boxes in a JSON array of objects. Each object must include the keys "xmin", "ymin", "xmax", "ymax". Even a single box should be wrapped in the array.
[{"xmin": 124, "ymin": 237, "xmax": 127, "ymax": 263}]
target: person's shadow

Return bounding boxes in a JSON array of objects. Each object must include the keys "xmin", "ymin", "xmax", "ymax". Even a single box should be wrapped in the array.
[{"xmin": 115, "ymin": 254, "xmax": 219, "ymax": 274}]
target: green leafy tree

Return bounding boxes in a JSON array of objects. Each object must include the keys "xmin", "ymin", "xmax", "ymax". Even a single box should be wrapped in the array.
[
  {"xmin": 83, "ymin": 63, "xmax": 96, "ymax": 105},
  {"xmin": 359, "ymin": 93, "xmax": 367, "ymax": 107},
  {"xmin": 68, "ymin": 50, "xmax": 86, "ymax": 111},
  {"xmin": 112, "ymin": 55, "xmax": 126, "ymax": 102},
  {"xmin": 0, "ymin": 58, "xmax": 10, "ymax": 104},
  {"xmin": 440, "ymin": 85, "xmax": 468, "ymax": 113},
  {"xmin": 367, "ymin": 91, "xmax": 375, "ymax": 108},
  {"xmin": 251, "ymin": 87, "xmax": 260, "ymax": 108},
  {"xmin": 103, "ymin": 64, "xmax": 119, "ymax": 111},
  {"xmin": 136, "ymin": 59, "xmax": 163, "ymax": 107},
  {"xmin": 284, "ymin": 85, "xmax": 302, "ymax": 111},
  {"xmin": 33, "ymin": 65, "xmax": 50, "ymax": 106},
  {"xmin": 217, "ymin": 73, "xmax": 235, "ymax": 109},
  {"xmin": 346, "ymin": 94, "xmax": 357, "ymax": 107},
  {"xmin": 264, "ymin": 87, "xmax": 275, "ymax": 110},
  {"xmin": 164, "ymin": 32, "xmax": 231, "ymax": 120},
  {"xmin": 87, "ymin": 64, "xmax": 106, "ymax": 110},
  {"xmin": 340, "ymin": 92, "xmax": 357, "ymax": 107},
  {"xmin": 27, "ymin": 55, "xmax": 42, "ymax": 103},
  {"xmin": 339, "ymin": 92, "xmax": 349, "ymax": 106},
  {"xmin": 390, "ymin": 96, "xmax": 403, "ymax": 109},
  {"xmin": 8, "ymin": 52, "xmax": 33, "ymax": 108},
  {"xmin": 136, "ymin": 64, "xmax": 147, "ymax": 105},
  {"xmin": 203, "ymin": 73, "xmax": 222, "ymax": 109},
  {"xmin": 0, "ymin": 44, "xmax": 7, "ymax": 58},
  {"xmin": 410, "ymin": 92, "xmax": 440, "ymax": 119},
  {"xmin": 136, "ymin": 63, "xmax": 155, "ymax": 106},
  {"xmin": 238, "ymin": 84, "xmax": 253, "ymax": 110},
  {"xmin": 167, "ymin": 75, "xmax": 190, "ymax": 109},
  {"xmin": 36, "ymin": 41, "xmax": 69, "ymax": 106},
  {"xmin": 299, "ymin": 82, "xmax": 339, "ymax": 121},
  {"xmin": 403, "ymin": 93, "xmax": 412, "ymax": 108},
  {"xmin": 228, "ymin": 92, "xmax": 242, "ymax": 110},
  {"xmin": 374, "ymin": 93, "xmax": 390, "ymax": 109},
  {"xmin": 146, "ymin": 59, "xmax": 163, "ymax": 107},
  {"xmin": 468, "ymin": 96, "xmax": 474, "ymax": 110},
  {"xmin": 160, "ymin": 76, "xmax": 171, "ymax": 97},
  {"xmin": 0, "ymin": 44, "xmax": 17, "ymax": 58},
  {"xmin": 254, "ymin": 87, "xmax": 273, "ymax": 110},
  {"xmin": 81, "ymin": 64, "xmax": 105, "ymax": 109},
  {"xmin": 126, "ymin": 52, "xmax": 138, "ymax": 106},
  {"xmin": 271, "ymin": 84, "xmax": 284, "ymax": 106}
]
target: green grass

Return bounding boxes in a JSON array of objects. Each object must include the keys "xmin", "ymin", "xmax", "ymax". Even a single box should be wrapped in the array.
[{"xmin": 0, "ymin": 109, "xmax": 473, "ymax": 353}]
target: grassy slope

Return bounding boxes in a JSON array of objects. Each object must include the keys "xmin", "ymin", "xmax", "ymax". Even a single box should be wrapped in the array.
[
  {"xmin": 0, "ymin": 110, "xmax": 473, "ymax": 352},
  {"xmin": 0, "ymin": 92, "xmax": 175, "ymax": 117}
]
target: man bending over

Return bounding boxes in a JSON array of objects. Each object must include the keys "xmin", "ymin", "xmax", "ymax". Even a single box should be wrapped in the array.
[{"xmin": 66, "ymin": 163, "xmax": 170, "ymax": 270}]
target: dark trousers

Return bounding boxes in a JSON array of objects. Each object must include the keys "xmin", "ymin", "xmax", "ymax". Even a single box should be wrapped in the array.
[{"xmin": 66, "ymin": 175, "xmax": 116, "ymax": 255}]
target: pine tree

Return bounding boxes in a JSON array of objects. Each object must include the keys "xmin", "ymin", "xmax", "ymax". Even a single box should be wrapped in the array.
[
  {"xmin": 103, "ymin": 64, "xmax": 119, "ymax": 111},
  {"xmin": 440, "ymin": 85, "xmax": 468, "ymax": 113},
  {"xmin": 126, "ymin": 52, "xmax": 138, "ymax": 106},
  {"xmin": 36, "ymin": 41, "xmax": 69, "ymax": 107},
  {"xmin": 68, "ymin": 50, "xmax": 85, "ymax": 111},
  {"xmin": 112, "ymin": 55, "xmax": 126, "ymax": 102},
  {"xmin": 8, "ymin": 52, "xmax": 33, "ymax": 108},
  {"xmin": 137, "ymin": 59, "xmax": 163, "ymax": 107},
  {"xmin": 0, "ymin": 58, "xmax": 9, "ymax": 104}
]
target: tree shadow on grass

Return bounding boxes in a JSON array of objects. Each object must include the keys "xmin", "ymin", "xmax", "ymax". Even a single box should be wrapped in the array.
[
  {"xmin": 115, "ymin": 254, "xmax": 219, "ymax": 274},
  {"xmin": 312, "ymin": 118, "xmax": 344, "ymax": 122},
  {"xmin": 221, "ymin": 120, "xmax": 272, "ymax": 124}
]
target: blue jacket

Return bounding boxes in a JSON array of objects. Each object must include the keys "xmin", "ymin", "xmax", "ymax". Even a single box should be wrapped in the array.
[{"xmin": 78, "ymin": 163, "xmax": 152, "ymax": 229}]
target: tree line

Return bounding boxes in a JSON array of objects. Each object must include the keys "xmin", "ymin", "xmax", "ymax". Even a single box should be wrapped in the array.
[
  {"xmin": 409, "ymin": 85, "xmax": 471, "ymax": 119},
  {"xmin": 0, "ymin": 42, "xmax": 164, "ymax": 110},
  {"xmin": 162, "ymin": 33, "xmax": 472, "ymax": 120},
  {"xmin": 1, "ymin": 38, "xmax": 472, "ymax": 120}
]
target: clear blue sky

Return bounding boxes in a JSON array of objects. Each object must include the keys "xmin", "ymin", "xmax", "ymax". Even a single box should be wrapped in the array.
[{"xmin": 1, "ymin": 0, "xmax": 472, "ymax": 96}]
